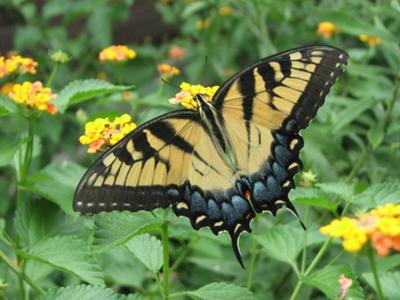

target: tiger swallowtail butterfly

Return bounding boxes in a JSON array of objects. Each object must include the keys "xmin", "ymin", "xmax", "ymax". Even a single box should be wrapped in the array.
[{"xmin": 74, "ymin": 45, "xmax": 348, "ymax": 267}]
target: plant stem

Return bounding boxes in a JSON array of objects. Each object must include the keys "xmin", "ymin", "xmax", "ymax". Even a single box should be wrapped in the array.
[
  {"xmin": 383, "ymin": 69, "xmax": 400, "ymax": 131},
  {"xmin": 246, "ymin": 240, "xmax": 259, "ymax": 290},
  {"xmin": 46, "ymin": 63, "xmax": 59, "ymax": 87},
  {"xmin": 170, "ymin": 237, "xmax": 199, "ymax": 273},
  {"xmin": 0, "ymin": 250, "xmax": 43, "ymax": 295},
  {"xmin": 161, "ymin": 212, "xmax": 170, "ymax": 300},
  {"xmin": 367, "ymin": 246, "xmax": 385, "ymax": 300}
]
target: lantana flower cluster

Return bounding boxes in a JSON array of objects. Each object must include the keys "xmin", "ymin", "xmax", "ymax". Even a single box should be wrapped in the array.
[
  {"xmin": 0, "ymin": 55, "xmax": 38, "ymax": 78},
  {"xmin": 316, "ymin": 21, "xmax": 381, "ymax": 46},
  {"xmin": 157, "ymin": 63, "xmax": 180, "ymax": 77},
  {"xmin": 99, "ymin": 45, "xmax": 137, "ymax": 62},
  {"xmin": 168, "ymin": 82, "xmax": 219, "ymax": 110},
  {"xmin": 9, "ymin": 81, "xmax": 57, "ymax": 114},
  {"xmin": 320, "ymin": 203, "xmax": 400, "ymax": 255},
  {"xmin": 79, "ymin": 114, "xmax": 137, "ymax": 153}
]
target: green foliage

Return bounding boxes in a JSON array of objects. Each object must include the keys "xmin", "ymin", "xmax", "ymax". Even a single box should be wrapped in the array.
[
  {"xmin": 0, "ymin": 0, "xmax": 399, "ymax": 299},
  {"xmin": 125, "ymin": 234, "xmax": 163, "ymax": 273}
]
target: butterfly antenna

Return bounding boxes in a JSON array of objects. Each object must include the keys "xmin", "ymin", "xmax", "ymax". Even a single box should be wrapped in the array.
[{"xmin": 200, "ymin": 56, "xmax": 208, "ymax": 84}]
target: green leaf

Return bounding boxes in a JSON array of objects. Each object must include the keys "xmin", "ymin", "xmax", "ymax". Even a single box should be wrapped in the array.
[
  {"xmin": 187, "ymin": 282, "xmax": 256, "ymax": 300},
  {"xmin": 14, "ymin": 199, "xmax": 81, "ymax": 249},
  {"xmin": 0, "ymin": 138, "xmax": 21, "ymax": 167},
  {"xmin": 182, "ymin": 1, "xmax": 209, "ymax": 18},
  {"xmin": 303, "ymin": 265, "xmax": 364, "ymax": 300},
  {"xmin": 367, "ymin": 126, "xmax": 384, "ymax": 149},
  {"xmin": 347, "ymin": 182, "xmax": 400, "ymax": 208},
  {"xmin": 253, "ymin": 224, "xmax": 304, "ymax": 271},
  {"xmin": 24, "ymin": 162, "xmax": 86, "ymax": 215},
  {"xmin": 0, "ymin": 218, "xmax": 4, "ymax": 238},
  {"xmin": 0, "ymin": 95, "xmax": 19, "ymax": 117},
  {"xmin": 377, "ymin": 254, "xmax": 400, "ymax": 272},
  {"xmin": 24, "ymin": 235, "xmax": 104, "ymax": 285},
  {"xmin": 363, "ymin": 271, "xmax": 400, "ymax": 300},
  {"xmin": 125, "ymin": 234, "xmax": 163, "ymax": 272},
  {"xmin": 93, "ymin": 211, "xmax": 162, "ymax": 252},
  {"xmin": 347, "ymin": 62, "xmax": 393, "ymax": 78},
  {"xmin": 38, "ymin": 285, "xmax": 116, "ymax": 300},
  {"xmin": 56, "ymin": 79, "xmax": 134, "ymax": 113},
  {"xmin": 331, "ymin": 97, "xmax": 377, "ymax": 133},
  {"xmin": 290, "ymin": 187, "xmax": 337, "ymax": 212},
  {"xmin": 317, "ymin": 182, "xmax": 354, "ymax": 197},
  {"xmin": 87, "ymin": 7, "xmax": 112, "ymax": 48}
]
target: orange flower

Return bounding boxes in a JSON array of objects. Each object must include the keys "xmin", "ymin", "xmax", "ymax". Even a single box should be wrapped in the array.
[
  {"xmin": 0, "ymin": 82, "xmax": 15, "ymax": 95},
  {"xmin": 359, "ymin": 34, "xmax": 381, "ymax": 46},
  {"xmin": 321, "ymin": 203, "xmax": 400, "ymax": 256},
  {"xmin": 371, "ymin": 232, "xmax": 392, "ymax": 256},
  {"xmin": 169, "ymin": 46, "xmax": 186, "ymax": 60},
  {"xmin": 0, "ymin": 55, "xmax": 38, "ymax": 77},
  {"xmin": 99, "ymin": 45, "xmax": 136, "ymax": 62},
  {"xmin": 157, "ymin": 63, "xmax": 180, "ymax": 77},
  {"xmin": 317, "ymin": 21, "xmax": 338, "ymax": 38},
  {"xmin": 219, "ymin": 7, "xmax": 232, "ymax": 16}
]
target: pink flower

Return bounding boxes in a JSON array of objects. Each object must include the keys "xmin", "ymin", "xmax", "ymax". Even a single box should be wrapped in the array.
[{"xmin": 338, "ymin": 274, "xmax": 353, "ymax": 299}]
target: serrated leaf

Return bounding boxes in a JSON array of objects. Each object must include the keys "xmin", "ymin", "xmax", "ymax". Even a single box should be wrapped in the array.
[
  {"xmin": 290, "ymin": 188, "xmax": 337, "ymax": 211},
  {"xmin": 253, "ymin": 224, "xmax": 304, "ymax": 271},
  {"xmin": 125, "ymin": 234, "xmax": 162, "ymax": 272},
  {"xmin": 38, "ymin": 285, "xmax": 116, "ymax": 300},
  {"xmin": 24, "ymin": 235, "xmax": 104, "ymax": 285},
  {"xmin": 187, "ymin": 282, "xmax": 256, "ymax": 300},
  {"xmin": 303, "ymin": 265, "xmax": 364, "ymax": 300},
  {"xmin": 14, "ymin": 199, "xmax": 81, "ymax": 249},
  {"xmin": 0, "ymin": 95, "xmax": 19, "ymax": 117},
  {"xmin": 347, "ymin": 182, "xmax": 400, "ymax": 208},
  {"xmin": 363, "ymin": 271, "xmax": 400, "ymax": 299},
  {"xmin": 24, "ymin": 162, "xmax": 86, "ymax": 215},
  {"xmin": 93, "ymin": 211, "xmax": 161, "ymax": 252},
  {"xmin": 56, "ymin": 79, "xmax": 134, "ymax": 113},
  {"xmin": 317, "ymin": 182, "xmax": 354, "ymax": 197}
]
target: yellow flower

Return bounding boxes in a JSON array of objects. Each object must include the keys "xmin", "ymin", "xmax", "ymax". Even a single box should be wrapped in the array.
[
  {"xmin": 219, "ymin": 7, "xmax": 232, "ymax": 16},
  {"xmin": 79, "ymin": 114, "xmax": 137, "ymax": 153},
  {"xmin": 0, "ymin": 55, "xmax": 38, "ymax": 78},
  {"xmin": 168, "ymin": 82, "xmax": 220, "ymax": 110},
  {"xmin": 0, "ymin": 82, "xmax": 15, "ymax": 95},
  {"xmin": 196, "ymin": 18, "xmax": 211, "ymax": 30},
  {"xmin": 99, "ymin": 45, "xmax": 137, "ymax": 62},
  {"xmin": 8, "ymin": 81, "xmax": 57, "ymax": 114},
  {"xmin": 157, "ymin": 63, "xmax": 181, "ymax": 77},
  {"xmin": 359, "ymin": 34, "xmax": 381, "ymax": 46},
  {"xmin": 321, "ymin": 203, "xmax": 400, "ymax": 255},
  {"xmin": 317, "ymin": 21, "xmax": 338, "ymax": 38}
]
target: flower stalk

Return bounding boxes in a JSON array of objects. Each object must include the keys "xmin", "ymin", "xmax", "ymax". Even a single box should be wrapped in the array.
[
  {"xmin": 367, "ymin": 246, "xmax": 385, "ymax": 300},
  {"xmin": 162, "ymin": 211, "xmax": 170, "ymax": 300}
]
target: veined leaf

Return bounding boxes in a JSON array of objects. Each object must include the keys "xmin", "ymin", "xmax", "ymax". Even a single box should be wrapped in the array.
[
  {"xmin": 0, "ymin": 95, "xmax": 19, "ymax": 117},
  {"xmin": 56, "ymin": 79, "xmax": 134, "ymax": 113},
  {"xmin": 38, "ymin": 285, "xmax": 116, "ymax": 300},
  {"xmin": 303, "ymin": 265, "xmax": 364, "ymax": 300},
  {"xmin": 290, "ymin": 187, "xmax": 337, "ymax": 212},
  {"xmin": 125, "ymin": 234, "xmax": 163, "ymax": 273},
  {"xmin": 93, "ymin": 211, "xmax": 162, "ymax": 252},
  {"xmin": 347, "ymin": 182, "xmax": 400, "ymax": 208},
  {"xmin": 363, "ymin": 271, "xmax": 400, "ymax": 299},
  {"xmin": 317, "ymin": 182, "xmax": 354, "ymax": 198},
  {"xmin": 186, "ymin": 282, "xmax": 256, "ymax": 300},
  {"xmin": 24, "ymin": 162, "xmax": 86, "ymax": 215},
  {"xmin": 24, "ymin": 235, "xmax": 104, "ymax": 285},
  {"xmin": 253, "ymin": 224, "xmax": 304, "ymax": 272}
]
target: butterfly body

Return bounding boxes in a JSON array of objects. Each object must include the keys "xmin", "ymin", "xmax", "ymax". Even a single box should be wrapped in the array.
[{"xmin": 74, "ymin": 45, "xmax": 348, "ymax": 267}]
